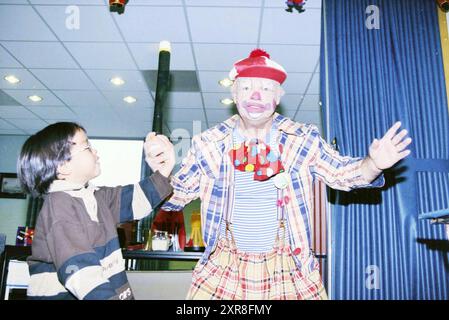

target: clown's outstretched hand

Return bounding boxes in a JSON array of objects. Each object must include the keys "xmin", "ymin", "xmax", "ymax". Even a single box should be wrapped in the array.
[
  {"xmin": 361, "ymin": 121, "xmax": 412, "ymax": 182},
  {"xmin": 369, "ymin": 121, "xmax": 412, "ymax": 170}
]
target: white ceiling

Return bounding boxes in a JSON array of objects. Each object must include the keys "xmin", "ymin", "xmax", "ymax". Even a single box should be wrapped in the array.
[{"xmin": 0, "ymin": 0, "xmax": 322, "ymax": 138}]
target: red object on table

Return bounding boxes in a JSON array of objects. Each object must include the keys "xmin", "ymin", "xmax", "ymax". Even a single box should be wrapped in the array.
[
  {"xmin": 151, "ymin": 209, "xmax": 186, "ymax": 250},
  {"xmin": 126, "ymin": 243, "xmax": 145, "ymax": 251},
  {"xmin": 15, "ymin": 226, "xmax": 34, "ymax": 246}
]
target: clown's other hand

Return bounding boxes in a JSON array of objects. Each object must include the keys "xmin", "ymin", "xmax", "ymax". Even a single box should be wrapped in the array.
[
  {"xmin": 144, "ymin": 132, "xmax": 175, "ymax": 178},
  {"xmin": 368, "ymin": 121, "xmax": 412, "ymax": 170}
]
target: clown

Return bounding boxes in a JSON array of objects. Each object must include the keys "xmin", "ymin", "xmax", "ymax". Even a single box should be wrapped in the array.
[{"xmin": 162, "ymin": 49, "xmax": 412, "ymax": 300}]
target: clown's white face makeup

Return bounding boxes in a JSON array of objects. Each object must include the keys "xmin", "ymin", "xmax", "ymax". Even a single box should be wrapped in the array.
[
  {"xmin": 231, "ymin": 77, "xmax": 284, "ymax": 139},
  {"xmin": 232, "ymin": 77, "xmax": 284, "ymax": 120}
]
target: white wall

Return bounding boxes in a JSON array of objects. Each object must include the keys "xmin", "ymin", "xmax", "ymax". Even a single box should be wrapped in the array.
[
  {"xmin": 89, "ymin": 139, "xmax": 144, "ymax": 187},
  {"xmin": 0, "ymin": 135, "xmax": 29, "ymax": 245}
]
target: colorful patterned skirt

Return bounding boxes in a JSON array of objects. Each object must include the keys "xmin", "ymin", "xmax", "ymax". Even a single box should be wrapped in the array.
[{"xmin": 186, "ymin": 223, "xmax": 328, "ymax": 300}]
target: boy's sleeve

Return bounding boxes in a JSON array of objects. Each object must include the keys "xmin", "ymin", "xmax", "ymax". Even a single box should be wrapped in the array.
[
  {"xmin": 45, "ymin": 195, "xmax": 124, "ymax": 300},
  {"xmin": 310, "ymin": 127, "xmax": 385, "ymax": 191},
  {"xmin": 161, "ymin": 142, "xmax": 201, "ymax": 211},
  {"xmin": 97, "ymin": 171, "xmax": 173, "ymax": 224}
]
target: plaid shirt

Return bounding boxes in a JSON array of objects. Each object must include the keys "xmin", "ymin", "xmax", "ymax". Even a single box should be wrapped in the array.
[{"xmin": 162, "ymin": 113, "xmax": 385, "ymax": 271}]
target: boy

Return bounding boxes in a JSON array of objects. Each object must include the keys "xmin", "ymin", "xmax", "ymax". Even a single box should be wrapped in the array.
[{"xmin": 17, "ymin": 122, "xmax": 175, "ymax": 300}]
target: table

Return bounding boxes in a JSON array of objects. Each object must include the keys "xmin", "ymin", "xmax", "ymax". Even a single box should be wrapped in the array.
[{"xmin": 122, "ymin": 250, "xmax": 203, "ymax": 270}]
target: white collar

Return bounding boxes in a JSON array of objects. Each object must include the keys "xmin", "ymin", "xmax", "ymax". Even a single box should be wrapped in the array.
[
  {"xmin": 48, "ymin": 180, "xmax": 99, "ymax": 222},
  {"xmin": 48, "ymin": 180, "xmax": 97, "ymax": 193}
]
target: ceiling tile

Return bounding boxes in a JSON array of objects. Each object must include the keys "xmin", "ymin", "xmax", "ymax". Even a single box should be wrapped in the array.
[
  {"xmin": 264, "ymin": 0, "xmax": 322, "ymax": 8},
  {"xmin": 280, "ymin": 109, "xmax": 296, "ymax": 119},
  {"xmin": 187, "ymin": 7, "xmax": 260, "ymax": 43},
  {"xmin": 3, "ymin": 89, "xmax": 64, "ymax": 106},
  {"xmin": 143, "ymin": 70, "xmax": 200, "ymax": 92},
  {"xmin": 202, "ymin": 92, "xmax": 234, "ymax": 109},
  {"xmin": 29, "ymin": 1, "xmax": 104, "ymax": 4},
  {"xmin": 118, "ymin": 122, "xmax": 163, "ymax": 138},
  {"xmin": 31, "ymin": 106, "xmax": 77, "ymax": 120},
  {"xmin": 54, "ymin": 90, "xmax": 110, "ymax": 107},
  {"xmin": 299, "ymin": 105, "xmax": 321, "ymax": 112},
  {"xmin": 31, "ymin": 69, "xmax": 96, "ymax": 90},
  {"xmin": 300, "ymin": 94, "xmax": 320, "ymax": 108},
  {"xmin": 35, "ymin": 5, "xmax": 122, "ymax": 42},
  {"xmin": 103, "ymin": 90, "xmax": 153, "ymax": 109},
  {"xmin": 65, "ymin": 42, "xmax": 136, "ymax": 69},
  {"xmin": 0, "ymin": 45, "xmax": 21, "ymax": 68},
  {"xmin": 307, "ymin": 73, "xmax": 319, "ymax": 94},
  {"xmin": 278, "ymin": 94, "xmax": 301, "ymax": 110},
  {"xmin": 2, "ymin": 41, "xmax": 79, "ymax": 69},
  {"xmin": 208, "ymin": 122, "xmax": 221, "ymax": 127},
  {"xmin": 77, "ymin": 118, "xmax": 136, "ymax": 138},
  {"xmin": 128, "ymin": 43, "xmax": 195, "ymax": 71},
  {"xmin": 166, "ymin": 92, "xmax": 202, "ymax": 108},
  {"xmin": 206, "ymin": 108, "xmax": 235, "ymax": 123},
  {"xmin": 0, "ymin": 0, "xmax": 28, "ymax": 3},
  {"xmin": 167, "ymin": 121, "xmax": 205, "ymax": 137},
  {"xmin": 264, "ymin": 0, "xmax": 290, "ymax": 7},
  {"xmin": 0, "ymin": 128, "xmax": 26, "ymax": 135},
  {"xmin": 119, "ymin": 123, "xmax": 151, "ymax": 138},
  {"xmin": 45, "ymin": 118, "xmax": 80, "ymax": 125},
  {"xmin": 259, "ymin": 45, "xmax": 319, "ymax": 73},
  {"xmin": 114, "ymin": 6, "xmax": 190, "ymax": 42},
  {"xmin": 282, "ymin": 73, "xmax": 313, "ymax": 94},
  {"xmin": 128, "ymin": 0, "xmax": 182, "ymax": 5},
  {"xmin": 260, "ymin": 8, "xmax": 321, "ymax": 45},
  {"xmin": 294, "ymin": 110, "xmax": 322, "ymax": 126},
  {"xmin": 12, "ymin": 118, "xmax": 48, "ymax": 130},
  {"xmin": 0, "ymin": 5, "xmax": 57, "ymax": 41},
  {"xmin": 0, "ymin": 1, "xmax": 324, "ymax": 139},
  {"xmin": 186, "ymin": 0, "xmax": 261, "ymax": 6},
  {"xmin": 71, "ymin": 105, "xmax": 117, "ymax": 120},
  {"xmin": 166, "ymin": 108, "xmax": 205, "ymax": 122},
  {"xmin": 194, "ymin": 44, "xmax": 255, "ymax": 71},
  {"xmin": 113, "ymin": 106, "xmax": 154, "ymax": 122},
  {"xmin": 0, "ymin": 118, "xmax": 16, "ymax": 129},
  {"xmin": 85, "ymin": 69, "xmax": 148, "ymax": 91},
  {"xmin": 0, "ymin": 89, "xmax": 21, "ymax": 106},
  {"xmin": 198, "ymin": 71, "xmax": 231, "ymax": 93},
  {"xmin": 0, "ymin": 106, "xmax": 38, "ymax": 119},
  {"xmin": 0, "ymin": 68, "xmax": 45, "ymax": 90}
]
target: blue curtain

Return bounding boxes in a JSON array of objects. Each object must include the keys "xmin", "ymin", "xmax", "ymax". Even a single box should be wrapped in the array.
[{"xmin": 321, "ymin": 0, "xmax": 449, "ymax": 299}]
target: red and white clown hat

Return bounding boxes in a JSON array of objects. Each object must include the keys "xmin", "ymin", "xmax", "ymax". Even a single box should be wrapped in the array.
[{"xmin": 229, "ymin": 49, "xmax": 287, "ymax": 85}]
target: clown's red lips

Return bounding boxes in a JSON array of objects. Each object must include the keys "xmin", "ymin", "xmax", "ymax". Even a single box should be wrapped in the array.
[{"xmin": 243, "ymin": 101, "xmax": 270, "ymax": 113}]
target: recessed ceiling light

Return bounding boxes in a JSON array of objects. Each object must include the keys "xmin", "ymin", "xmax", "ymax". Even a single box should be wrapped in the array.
[
  {"xmin": 220, "ymin": 98, "xmax": 234, "ymax": 106},
  {"xmin": 28, "ymin": 95, "xmax": 43, "ymax": 102},
  {"xmin": 219, "ymin": 78, "xmax": 233, "ymax": 87},
  {"xmin": 4, "ymin": 75, "xmax": 20, "ymax": 84},
  {"xmin": 123, "ymin": 96, "xmax": 137, "ymax": 104},
  {"xmin": 110, "ymin": 77, "xmax": 125, "ymax": 86}
]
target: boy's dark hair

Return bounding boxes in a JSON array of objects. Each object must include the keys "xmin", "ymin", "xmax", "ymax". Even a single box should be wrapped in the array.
[{"xmin": 17, "ymin": 122, "xmax": 86, "ymax": 197}]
